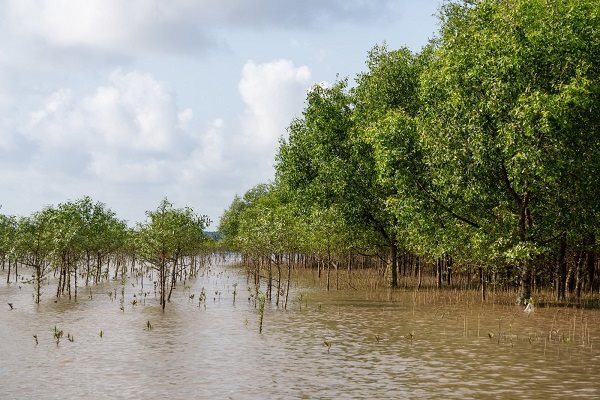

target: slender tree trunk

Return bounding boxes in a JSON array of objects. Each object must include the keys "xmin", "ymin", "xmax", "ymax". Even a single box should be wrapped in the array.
[
  {"xmin": 575, "ymin": 252, "xmax": 584, "ymax": 300},
  {"xmin": 74, "ymin": 260, "xmax": 78, "ymax": 301},
  {"xmin": 390, "ymin": 241, "xmax": 398, "ymax": 288},
  {"xmin": 446, "ymin": 255, "xmax": 452, "ymax": 287},
  {"xmin": 437, "ymin": 257, "xmax": 442, "ymax": 289},
  {"xmin": 480, "ymin": 267, "xmax": 486, "ymax": 302},
  {"xmin": 326, "ymin": 246, "xmax": 331, "ymax": 292},
  {"xmin": 85, "ymin": 251, "xmax": 91, "ymax": 286},
  {"xmin": 276, "ymin": 258, "xmax": 281, "ymax": 307},
  {"xmin": 516, "ymin": 193, "xmax": 532, "ymax": 304},
  {"xmin": 267, "ymin": 256, "xmax": 273, "ymax": 300},
  {"xmin": 335, "ymin": 260, "xmax": 339, "ymax": 290},
  {"xmin": 284, "ymin": 260, "xmax": 291, "ymax": 310},
  {"xmin": 557, "ymin": 233, "xmax": 567, "ymax": 301},
  {"xmin": 66, "ymin": 254, "xmax": 72, "ymax": 300},
  {"xmin": 347, "ymin": 253, "xmax": 352, "ymax": 288},
  {"xmin": 113, "ymin": 257, "xmax": 119, "ymax": 280},
  {"xmin": 35, "ymin": 261, "xmax": 42, "ymax": 304},
  {"xmin": 417, "ymin": 257, "xmax": 422, "ymax": 291},
  {"xmin": 95, "ymin": 252, "xmax": 102, "ymax": 284},
  {"xmin": 161, "ymin": 258, "xmax": 167, "ymax": 311},
  {"xmin": 587, "ymin": 234, "xmax": 596, "ymax": 293},
  {"xmin": 518, "ymin": 258, "xmax": 532, "ymax": 304},
  {"xmin": 57, "ymin": 265, "xmax": 63, "ymax": 298},
  {"xmin": 167, "ymin": 255, "xmax": 179, "ymax": 302},
  {"xmin": 318, "ymin": 258, "xmax": 322, "ymax": 279}
]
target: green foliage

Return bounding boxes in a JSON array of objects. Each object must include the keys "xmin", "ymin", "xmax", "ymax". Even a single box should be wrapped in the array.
[
  {"xmin": 136, "ymin": 198, "xmax": 210, "ymax": 265},
  {"xmin": 220, "ymin": 0, "xmax": 600, "ymax": 296}
]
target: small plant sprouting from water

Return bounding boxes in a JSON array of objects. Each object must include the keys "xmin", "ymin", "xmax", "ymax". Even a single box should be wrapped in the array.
[
  {"xmin": 146, "ymin": 320, "xmax": 153, "ymax": 331},
  {"xmin": 198, "ymin": 287, "xmax": 206, "ymax": 309},
  {"xmin": 99, "ymin": 330, "xmax": 104, "ymax": 338},
  {"xmin": 297, "ymin": 292, "xmax": 308, "ymax": 311},
  {"xmin": 232, "ymin": 283, "xmax": 237, "ymax": 305},
  {"xmin": 33, "ymin": 334, "xmax": 38, "ymax": 345},
  {"xmin": 258, "ymin": 292, "xmax": 266, "ymax": 334},
  {"xmin": 67, "ymin": 333, "xmax": 74, "ymax": 342},
  {"xmin": 323, "ymin": 340, "xmax": 332, "ymax": 353},
  {"xmin": 53, "ymin": 326, "xmax": 64, "ymax": 346}
]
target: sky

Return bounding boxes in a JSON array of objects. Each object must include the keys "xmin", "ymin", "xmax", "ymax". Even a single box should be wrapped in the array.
[{"xmin": 0, "ymin": 0, "xmax": 441, "ymax": 228}]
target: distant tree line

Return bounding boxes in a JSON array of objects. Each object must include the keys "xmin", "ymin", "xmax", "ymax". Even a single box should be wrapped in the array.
[
  {"xmin": 0, "ymin": 197, "xmax": 212, "ymax": 309},
  {"xmin": 219, "ymin": 0, "xmax": 600, "ymax": 303}
]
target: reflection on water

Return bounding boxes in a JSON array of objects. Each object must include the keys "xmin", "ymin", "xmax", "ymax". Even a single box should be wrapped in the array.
[{"xmin": 1, "ymin": 256, "xmax": 599, "ymax": 399}]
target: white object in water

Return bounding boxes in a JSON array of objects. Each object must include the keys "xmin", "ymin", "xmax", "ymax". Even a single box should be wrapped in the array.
[{"xmin": 524, "ymin": 303, "xmax": 534, "ymax": 315}]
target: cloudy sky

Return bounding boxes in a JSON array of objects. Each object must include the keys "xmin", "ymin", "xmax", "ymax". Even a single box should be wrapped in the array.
[{"xmin": 0, "ymin": 0, "xmax": 440, "ymax": 227}]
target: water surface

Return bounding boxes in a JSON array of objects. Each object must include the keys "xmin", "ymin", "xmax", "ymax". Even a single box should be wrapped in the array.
[{"xmin": 1, "ymin": 257, "xmax": 599, "ymax": 399}]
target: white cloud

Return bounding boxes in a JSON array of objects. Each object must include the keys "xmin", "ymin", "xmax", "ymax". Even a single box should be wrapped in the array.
[
  {"xmin": 177, "ymin": 108, "xmax": 194, "ymax": 130},
  {"xmin": 83, "ymin": 70, "xmax": 179, "ymax": 152},
  {"xmin": 239, "ymin": 59, "xmax": 311, "ymax": 154},
  {"xmin": 23, "ymin": 70, "xmax": 189, "ymax": 182},
  {"xmin": 3, "ymin": 0, "xmax": 394, "ymax": 55},
  {"xmin": 4, "ymin": 0, "xmax": 212, "ymax": 55},
  {"xmin": 8, "ymin": 60, "xmax": 314, "ymax": 225}
]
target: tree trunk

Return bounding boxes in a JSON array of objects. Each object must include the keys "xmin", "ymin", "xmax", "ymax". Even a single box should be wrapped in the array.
[
  {"xmin": 346, "ymin": 253, "xmax": 352, "ymax": 288},
  {"xmin": 267, "ymin": 256, "xmax": 273, "ymax": 300},
  {"xmin": 85, "ymin": 251, "xmax": 91, "ymax": 286},
  {"xmin": 446, "ymin": 255, "xmax": 452, "ymax": 287},
  {"xmin": 437, "ymin": 257, "xmax": 442, "ymax": 289},
  {"xmin": 276, "ymin": 258, "xmax": 281, "ymax": 307},
  {"xmin": 161, "ymin": 259, "xmax": 167, "ymax": 311},
  {"xmin": 575, "ymin": 252, "xmax": 584, "ymax": 300},
  {"xmin": 95, "ymin": 253, "xmax": 102, "ymax": 284},
  {"xmin": 35, "ymin": 262, "xmax": 42, "ymax": 304},
  {"xmin": 479, "ymin": 267, "xmax": 486, "ymax": 302},
  {"xmin": 284, "ymin": 261, "xmax": 291, "ymax": 310},
  {"xmin": 557, "ymin": 233, "xmax": 567, "ymax": 301},
  {"xmin": 167, "ymin": 255, "xmax": 179, "ymax": 302},
  {"xmin": 390, "ymin": 241, "xmax": 398, "ymax": 288},
  {"xmin": 587, "ymin": 234, "xmax": 596, "ymax": 293},
  {"xmin": 417, "ymin": 257, "xmax": 422, "ymax": 291},
  {"xmin": 74, "ymin": 261, "xmax": 78, "ymax": 301},
  {"xmin": 518, "ymin": 258, "xmax": 532, "ymax": 304},
  {"xmin": 56, "ymin": 265, "xmax": 63, "ymax": 298}
]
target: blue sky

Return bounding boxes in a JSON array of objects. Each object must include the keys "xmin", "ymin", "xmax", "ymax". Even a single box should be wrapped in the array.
[{"xmin": 0, "ymin": 0, "xmax": 441, "ymax": 227}]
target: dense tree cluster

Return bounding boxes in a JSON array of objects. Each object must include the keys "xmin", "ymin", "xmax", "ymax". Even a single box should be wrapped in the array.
[
  {"xmin": 0, "ymin": 197, "xmax": 211, "ymax": 308},
  {"xmin": 220, "ymin": 0, "xmax": 600, "ymax": 303}
]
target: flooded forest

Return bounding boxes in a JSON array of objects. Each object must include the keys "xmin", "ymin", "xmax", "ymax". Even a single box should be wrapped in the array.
[{"xmin": 2, "ymin": 0, "xmax": 600, "ymax": 398}]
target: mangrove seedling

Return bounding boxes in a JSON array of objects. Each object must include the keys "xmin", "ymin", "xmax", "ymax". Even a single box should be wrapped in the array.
[
  {"xmin": 323, "ymin": 340, "xmax": 332, "ymax": 353},
  {"xmin": 53, "ymin": 326, "xmax": 64, "ymax": 345},
  {"xmin": 258, "ymin": 292, "xmax": 266, "ymax": 334}
]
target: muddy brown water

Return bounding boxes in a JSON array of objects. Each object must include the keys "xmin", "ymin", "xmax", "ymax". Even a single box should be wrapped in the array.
[{"xmin": 1, "ymin": 256, "xmax": 599, "ymax": 399}]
